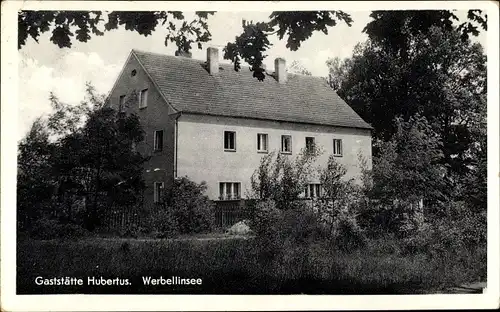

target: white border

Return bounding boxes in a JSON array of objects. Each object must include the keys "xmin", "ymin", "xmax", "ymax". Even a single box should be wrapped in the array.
[{"xmin": 2, "ymin": 1, "xmax": 499, "ymax": 311}]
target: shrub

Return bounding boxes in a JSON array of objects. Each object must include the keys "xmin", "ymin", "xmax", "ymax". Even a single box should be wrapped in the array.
[
  {"xmin": 331, "ymin": 211, "xmax": 367, "ymax": 251},
  {"xmin": 253, "ymin": 199, "xmax": 332, "ymax": 264},
  {"xmin": 314, "ymin": 156, "xmax": 367, "ymax": 251},
  {"xmin": 356, "ymin": 199, "xmax": 426, "ymax": 239},
  {"xmin": 446, "ymin": 201, "xmax": 487, "ymax": 248},
  {"xmin": 30, "ymin": 217, "xmax": 89, "ymax": 239},
  {"xmin": 402, "ymin": 201, "xmax": 486, "ymax": 256},
  {"xmin": 364, "ymin": 233, "xmax": 402, "ymax": 256},
  {"xmin": 151, "ymin": 209, "xmax": 179, "ymax": 238},
  {"xmin": 279, "ymin": 205, "xmax": 329, "ymax": 246},
  {"xmin": 252, "ymin": 200, "xmax": 283, "ymax": 260},
  {"xmin": 371, "ymin": 115, "xmax": 447, "ymax": 205},
  {"xmin": 119, "ymin": 222, "xmax": 150, "ymax": 238},
  {"xmin": 249, "ymin": 147, "xmax": 321, "ymax": 210},
  {"xmin": 252, "ymin": 200, "xmax": 282, "ymax": 237},
  {"xmin": 165, "ymin": 176, "xmax": 215, "ymax": 234}
]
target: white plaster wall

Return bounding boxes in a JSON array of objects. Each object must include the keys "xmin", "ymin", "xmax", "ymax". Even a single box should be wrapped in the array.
[{"xmin": 176, "ymin": 114, "xmax": 372, "ymax": 200}]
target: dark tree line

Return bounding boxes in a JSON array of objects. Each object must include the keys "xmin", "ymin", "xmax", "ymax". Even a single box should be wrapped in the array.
[
  {"xmin": 19, "ymin": 10, "xmax": 486, "ymax": 82},
  {"xmin": 327, "ymin": 10, "xmax": 487, "ymax": 214},
  {"xmin": 18, "ymin": 85, "xmax": 148, "ymax": 232}
]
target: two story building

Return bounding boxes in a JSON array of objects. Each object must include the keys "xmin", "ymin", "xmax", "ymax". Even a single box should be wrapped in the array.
[{"xmin": 106, "ymin": 47, "xmax": 372, "ymax": 206}]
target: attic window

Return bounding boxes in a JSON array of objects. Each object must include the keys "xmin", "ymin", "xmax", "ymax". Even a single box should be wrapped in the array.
[{"xmin": 131, "ymin": 69, "xmax": 137, "ymax": 76}]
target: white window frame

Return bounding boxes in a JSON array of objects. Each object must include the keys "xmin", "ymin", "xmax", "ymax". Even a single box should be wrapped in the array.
[
  {"xmin": 257, "ymin": 133, "xmax": 268, "ymax": 153},
  {"xmin": 219, "ymin": 182, "xmax": 241, "ymax": 200},
  {"xmin": 139, "ymin": 88, "xmax": 148, "ymax": 109},
  {"xmin": 305, "ymin": 136, "xmax": 315, "ymax": 153},
  {"xmin": 281, "ymin": 135, "xmax": 292, "ymax": 154},
  {"xmin": 304, "ymin": 183, "xmax": 322, "ymax": 198},
  {"xmin": 154, "ymin": 182, "xmax": 164, "ymax": 203},
  {"xmin": 224, "ymin": 131, "xmax": 236, "ymax": 151},
  {"xmin": 154, "ymin": 130, "xmax": 164, "ymax": 152},
  {"xmin": 333, "ymin": 139, "xmax": 343, "ymax": 157}
]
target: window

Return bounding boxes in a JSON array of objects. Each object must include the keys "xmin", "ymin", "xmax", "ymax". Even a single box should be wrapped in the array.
[
  {"xmin": 119, "ymin": 95, "xmax": 126, "ymax": 112},
  {"xmin": 305, "ymin": 137, "xmax": 315, "ymax": 154},
  {"xmin": 257, "ymin": 133, "xmax": 268, "ymax": 152},
  {"xmin": 139, "ymin": 88, "xmax": 148, "ymax": 108},
  {"xmin": 281, "ymin": 135, "xmax": 292, "ymax": 153},
  {"xmin": 154, "ymin": 182, "xmax": 164, "ymax": 203},
  {"xmin": 219, "ymin": 182, "xmax": 241, "ymax": 200},
  {"xmin": 154, "ymin": 130, "xmax": 164, "ymax": 151},
  {"xmin": 224, "ymin": 131, "xmax": 236, "ymax": 151},
  {"xmin": 333, "ymin": 139, "xmax": 343, "ymax": 157},
  {"xmin": 305, "ymin": 183, "xmax": 322, "ymax": 198}
]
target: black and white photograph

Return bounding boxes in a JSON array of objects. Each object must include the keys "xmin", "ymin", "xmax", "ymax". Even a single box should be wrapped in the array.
[{"xmin": 1, "ymin": 0, "xmax": 499, "ymax": 311}]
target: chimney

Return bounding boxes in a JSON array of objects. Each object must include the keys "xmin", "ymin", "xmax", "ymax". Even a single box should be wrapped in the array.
[
  {"xmin": 207, "ymin": 47, "xmax": 219, "ymax": 74},
  {"xmin": 175, "ymin": 50, "xmax": 192, "ymax": 58},
  {"xmin": 274, "ymin": 58, "xmax": 287, "ymax": 83}
]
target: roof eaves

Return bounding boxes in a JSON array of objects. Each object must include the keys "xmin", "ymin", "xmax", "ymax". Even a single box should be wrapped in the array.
[
  {"xmin": 131, "ymin": 49, "xmax": 179, "ymax": 113},
  {"xmin": 179, "ymin": 110, "xmax": 373, "ymax": 130}
]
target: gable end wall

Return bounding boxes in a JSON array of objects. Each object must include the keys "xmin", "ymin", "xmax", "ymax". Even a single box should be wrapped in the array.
[{"xmin": 107, "ymin": 54, "xmax": 177, "ymax": 208}]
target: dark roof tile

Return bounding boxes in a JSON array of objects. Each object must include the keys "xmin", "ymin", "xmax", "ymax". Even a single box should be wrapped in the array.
[{"xmin": 132, "ymin": 49, "xmax": 372, "ymax": 130}]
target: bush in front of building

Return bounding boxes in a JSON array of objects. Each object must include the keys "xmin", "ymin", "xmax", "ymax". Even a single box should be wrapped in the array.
[
  {"xmin": 164, "ymin": 176, "xmax": 215, "ymax": 234},
  {"xmin": 249, "ymin": 147, "xmax": 321, "ymax": 210},
  {"xmin": 150, "ymin": 209, "xmax": 180, "ymax": 238},
  {"xmin": 29, "ymin": 216, "xmax": 90, "ymax": 240}
]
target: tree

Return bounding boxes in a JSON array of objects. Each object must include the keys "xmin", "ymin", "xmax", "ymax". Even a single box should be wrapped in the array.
[
  {"xmin": 18, "ymin": 84, "xmax": 149, "ymax": 232},
  {"xmin": 371, "ymin": 115, "xmax": 446, "ymax": 205},
  {"xmin": 18, "ymin": 10, "xmax": 353, "ymax": 81},
  {"xmin": 317, "ymin": 155, "xmax": 359, "ymax": 232},
  {"xmin": 356, "ymin": 116, "xmax": 447, "ymax": 235},
  {"xmin": 250, "ymin": 147, "xmax": 321, "ymax": 210},
  {"xmin": 19, "ymin": 10, "xmax": 486, "ymax": 82},
  {"xmin": 288, "ymin": 60, "xmax": 312, "ymax": 76},
  {"xmin": 53, "ymin": 106, "xmax": 147, "ymax": 230},
  {"xmin": 332, "ymin": 25, "xmax": 486, "ymax": 179},
  {"xmin": 17, "ymin": 118, "xmax": 56, "ymax": 231},
  {"xmin": 319, "ymin": 155, "xmax": 354, "ymax": 208},
  {"xmin": 18, "ymin": 11, "xmax": 214, "ymax": 51},
  {"xmin": 363, "ymin": 10, "xmax": 487, "ymax": 60},
  {"xmin": 326, "ymin": 55, "xmax": 353, "ymax": 91}
]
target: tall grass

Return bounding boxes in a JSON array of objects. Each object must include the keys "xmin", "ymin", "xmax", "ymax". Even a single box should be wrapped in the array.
[{"xmin": 17, "ymin": 236, "xmax": 485, "ymax": 294}]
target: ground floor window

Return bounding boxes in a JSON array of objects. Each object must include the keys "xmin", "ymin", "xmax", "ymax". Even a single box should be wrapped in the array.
[
  {"xmin": 305, "ymin": 183, "xmax": 322, "ymax": 198},
  {"xmin": 219, "ymin": 182, "xmax": 241, "ymax": 200},
  {"xmin": 154, "ymin": 182, "xmax": 164, "ymax": 203}
]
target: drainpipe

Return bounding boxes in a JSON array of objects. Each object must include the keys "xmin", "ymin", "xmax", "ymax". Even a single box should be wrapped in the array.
[{"xmin": 174, "ymin": 112, "xmax": 182, "ymax": 178}]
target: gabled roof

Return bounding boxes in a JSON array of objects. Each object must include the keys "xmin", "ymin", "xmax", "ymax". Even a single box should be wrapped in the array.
[{"xmin": 131, "ymin": 49, "xmax": 372, "ymax": 130}]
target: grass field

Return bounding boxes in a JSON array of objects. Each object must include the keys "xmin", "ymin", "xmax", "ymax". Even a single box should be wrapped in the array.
[{"xmin": 17, "ymin": 236, "xmax": 486, "ymax": 294}]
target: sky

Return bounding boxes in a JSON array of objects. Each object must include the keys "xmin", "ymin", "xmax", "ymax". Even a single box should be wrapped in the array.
[{"xmin": 18, "ymin": 10, "xmax": 487, "ymax": 141}]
